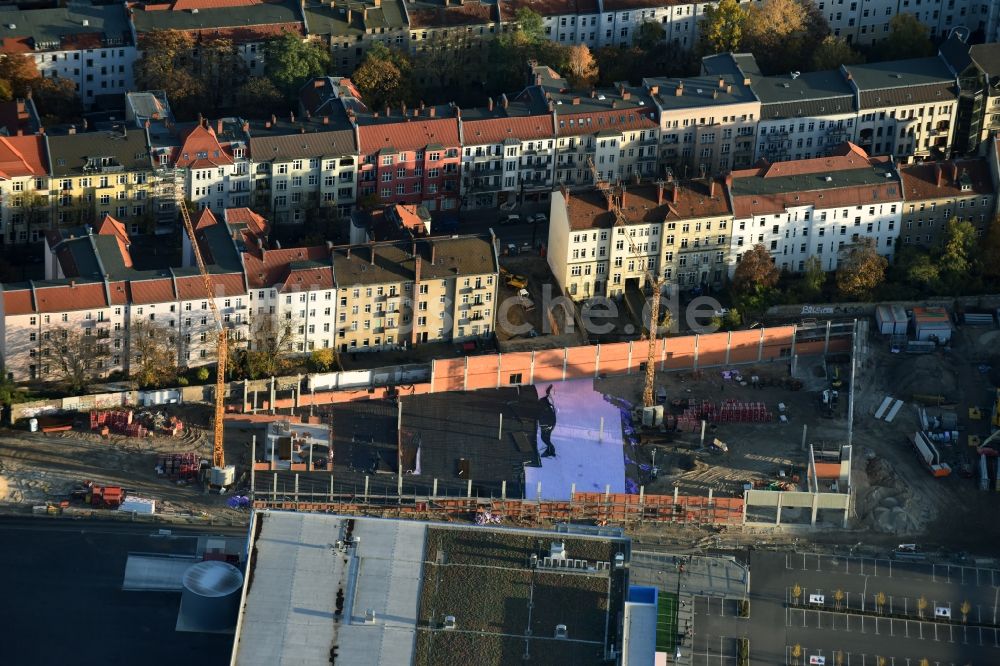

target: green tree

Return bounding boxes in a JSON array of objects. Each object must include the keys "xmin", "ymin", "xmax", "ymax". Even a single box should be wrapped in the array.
[
  {"xmin": 635, "ymin": 21, "xmax": 666, "ymax": 52},
  {"xmin": 511, "ymin": 7, "xmax": 544, "ymax": 44},
  {"xmin": 32, "ymin": 78, "xmax": 83, "ymax": 125},
  {"xmin": 196, "ymin": 367, "xmax": 210, "ymax": 382},
  {"xmin": 811, "ymin": 35, "xmax": 864, "ymax": 71},
  {"xmin": 871, "ymin": 14, "xmax": 934, "ymax": 61},
  {"xmin": 981, "ymin": 215, "xmax": 1000, "ymax": 279},
  {"xmin": 235, "ymin": 76, "xmax": 286, "ymax": 117},
  {"xmin": 353, "ymin": 43, "xmax": 411, "ymax": 109},
  {"xmin": 940, "ymin": 217, "xmax": 977, "ymax": 277},
  {"xmin": 129, "ymin": 320, "xmax": 178, "ymax": 389},
  {"xmin": 309, "ymin": 348, "xmax": 337, "ymax": 372},
  {"xmin": 802, "ymin": 256, "xmax": 825, "ymax": 298},
  {"xmin": 264, "ymin": 32, "xmax": 331, "ymax": 99},
  {"xmin": 723, "ymin": 308, "xmax": 742, "ymax": 329},
  {"xmin": 0, "ymin": 376, "xmax": 28, "ymax": 405},
  {"xmin": 836, "ymin": 238, "xmax": 887, "ymax": 299},
  {"xmin": 700, "ymin": 0, "xmax": 745, "ymax": 54}
]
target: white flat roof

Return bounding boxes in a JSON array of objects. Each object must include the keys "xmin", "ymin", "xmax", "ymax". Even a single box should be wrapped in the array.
[
  {"xmin": 622, "ymin": 600, "xmax": 657, "ymax": 666},
  {"xmin": 232, "ymin": 512, "xmax": 425, "ymax": 666}
]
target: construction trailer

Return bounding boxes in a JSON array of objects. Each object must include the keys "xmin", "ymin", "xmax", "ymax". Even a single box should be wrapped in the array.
[
  {"xmin": 911, "ymin": 307, "xmax": 952, "ymax": 343},
  {"xmin": 875, "ymin": 304, "xmax": 908, "ymax": 336}
]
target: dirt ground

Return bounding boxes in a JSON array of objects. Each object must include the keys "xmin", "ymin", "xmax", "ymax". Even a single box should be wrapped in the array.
[
  {"xmin": 847, "ymin": 325, "xmax": 1000, "ymax": 546},
  {"xmin": 0, "ymin": 404, "xmax": 252, "ymax": 521},
  {"xmin": 596, "ymin": 358, "xmax": 849, "ymax": 499},
  {"xmin": 496, "ymin": 255, "xmax": 573, "ymax": 342}
]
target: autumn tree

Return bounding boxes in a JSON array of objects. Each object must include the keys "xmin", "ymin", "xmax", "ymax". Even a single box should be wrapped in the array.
[
  {"xmin": 939, "ymin": 217, "xmax": 978, "ymax": 277},
  {"xmin": 194, "ymin": 38, "xmax": 247, "ymax": 117},
  {"xmin": 733, "ymin": 243, "xmax": 779, "ymax": 293},
  {"xmin": 231, "ymin": 311, "xmax": 301, "ymax": 379},
  {"xmin": 836, "ymin": 238, "xmax": 887, "ymax": 299},
  {"xmin": 635, "ymin": 21, "xmax": 666, "ymax": 52},
  {"xmin": 0, "ymin": 54, "xmax": 40, "ymax": 99},
  {"xmin": 32, "ymin": 78, "xmax": 83, "ymax": 125},
  {"xmin": 309, "ymin": 348, "xmax": 337, "ymax": 372},
  {"xmin": 870, "ymin": 14, "xmax": 934, "ymax": 61},
  {"xmin": 811, "ymin": 35, "xmax": 864, "ymax": 71},
  {"xmin": 353, "ymin": 43, "xmax": 411, "ymax": 110},
  {"xmin": 700, "ymin": 0, "xmax": 745, "ymax": 54},
  {"xmin": 743, "ymin": 0, "xmax": 807, "ymax": 51},
  {"xmin": 134, "ymin": 30, "xmax": 205, "ymax": 117},
  {"xmin": 566, "ymin": 44, "xmax": 599, "ymax": 88},
  {"xmin": 264, "ymin": 32, "xmax": 331, "ymax": 99},
  {"xmin": 129, "ymin": 320, "xmax": 178, "ymax": 389},
  {"xmin": 44, "ymin": 325, "xmax": 112, "ymax": 393}
]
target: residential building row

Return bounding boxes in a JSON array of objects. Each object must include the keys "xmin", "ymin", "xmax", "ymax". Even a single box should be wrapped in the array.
[
  {"xmin": 547, "ymin": 140, "xmax": 1000, "ymax": 298},
  {"xmin": 4, "ymin": 36, "xmax": 1000, "ymax": 245},
  {"xmin": 3, "ymin": 0, "xmax": 996, "ymax": 111},
  {"xmin": 0, "ymin": 207, "xmax": 499, "ymax": 382}
]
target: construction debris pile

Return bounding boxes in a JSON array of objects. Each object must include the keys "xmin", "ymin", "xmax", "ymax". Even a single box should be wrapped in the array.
[
  {"xmin": 157, "ymin": 453, "xmax": 201, "ymax": 481},
  {"xmin": 673, "ymin": 399, "xmax": 773, "ymax": 431},
  {"xmin": 89, "ymin": 409, "xmax": 184, "ymax": 439}
]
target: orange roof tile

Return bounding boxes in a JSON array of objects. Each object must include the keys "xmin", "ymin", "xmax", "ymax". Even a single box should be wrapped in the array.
[
  {"xmin": 3, "ymin": 288, "xmax": 34, "ymax": 315},
  {"xmin": 358, "ymin": 118, "xmax": 460, "ymax": 154},
  {"xmin": 224, "ymin": 207, "xmax": 268, "ymax": 235},
  {"xmin": 195, "ymin": 207, "xmax": 219, "ymax": 230},
  {"xmin": 34, "ymin": 282, "xmax": 108, "ymax": 313},
  {"xmin": 556, "ymin": 108, "xmax": 658, "ymax": 137},
  {"xmin": 0, "ymin": 135, "xmax": 46, "ymax": 179},
  {"xmin": 243, "ymin": 246, "xmax": 329, "ymax": 288},
  {"xmin": 174, "ymin": 124, "xmax": 235, "ymax": 169},
  {"xmin": 899, "ymin": 158, "xmax": 994, "ymax": 201},
  {"xmin": 175, "ymin": 273, "xmax": 245, "ymax": 300},
  {"xmin": 462, "ymin": 115, "xmax": 555, "ymax": 144},
  {"xmin": 96, "ymin": 214, "xmax": 133, "ymax": 269},
  {"xmin": 172, "ymin": 0, "xmax": 261, "ymax": 8},
  {"xmin": 108, "ymin": 281, "xmax": 129, "ymax": 305},
  {"xmin": 281, "ymin": 266, "xmax": 334, "ymax": 292},
  {"xmin": 130, "ymin": 278, "xmax": 175, "ymax": 305}
]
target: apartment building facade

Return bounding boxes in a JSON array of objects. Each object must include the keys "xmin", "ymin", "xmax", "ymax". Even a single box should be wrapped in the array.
[
  {"xmin": 0, "ymin": 135, "xmax": 50, "ymax": 246},
  {"xmin": 248, "ymin": 117, "xmax": 358, "ymax": 223},
  {"xmin": 0, "ymin": 1, "xmax": 136, "ymax": 107},
  {"xmin": 898, "ymin": 157, "xmax": 995, "ymax": 248},
  {"xmin": 357, "ymin": 110, "xmax": 462, "ymax": 210},
  {"xmin": 162, "ymin": 119, "xmax": 252, "ymax": 214},
  {"xmin": 459, "ymin": 97, "xmax": 557, "ymax": 208},
  {"xmin": 726, "ymin": 143, "xmax": 904, "ymax": 274}
]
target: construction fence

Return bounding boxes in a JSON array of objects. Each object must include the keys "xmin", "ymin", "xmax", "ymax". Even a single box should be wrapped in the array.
[{"xmin": 250, "ymin": 492, "xmax": 746, "ymax": 528}]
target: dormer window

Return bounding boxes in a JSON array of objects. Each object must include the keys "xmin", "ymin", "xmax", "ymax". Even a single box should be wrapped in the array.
[{"xmin": 197, "ymin": 151, "xmax": 208, "ymax": 159}]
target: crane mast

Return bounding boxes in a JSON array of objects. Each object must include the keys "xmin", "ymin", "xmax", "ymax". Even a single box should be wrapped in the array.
[
  {"xmin": 587, "ymin": 159, "xmax": 667, "ymax": 408},
  {"xmin": 179, "ymin": 203, "xmax": 228, "ymax": 471}
]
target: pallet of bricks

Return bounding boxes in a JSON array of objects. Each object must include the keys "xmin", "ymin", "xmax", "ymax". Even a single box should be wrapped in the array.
[
  {"xmin": 90, "ymin": 410, "xmax": 148, "ymax": 438},
  {"xmin": 158, "ymin": 453, "xmax": 200, "ymax": 481}
]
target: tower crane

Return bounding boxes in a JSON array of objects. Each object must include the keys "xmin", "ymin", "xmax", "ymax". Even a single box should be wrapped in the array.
[
  {"xmin": 587, "ymin": 158, "xmax": 669, "ymax": 408},
  {"xmin": 179, "ymin": 203, "xmax": 233, "ymax": 487}
]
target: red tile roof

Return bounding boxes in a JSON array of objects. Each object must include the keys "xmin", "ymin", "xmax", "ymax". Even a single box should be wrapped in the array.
[
  {"xmin": 501, "ymin": 0, "xmax": 599, "ymax": 16},
  {"xmin": 34, "ymin": 282, "xmax": 108, "ymax": 313},
  {"xmin": 899, "ymin": 158, "xmax": 994, "ymax": 201},
  {"xmin": 358, "ymin": 117, "xmax": 460, "ymax": 154},
  {"xmin": 662, "ymin": 179, "xmax": 733, "ymax": 222},
  {"xmin": 195, "ymin": 207, "xmax": 219, "ymax": 230},
  {"xmin": 173, "ymin": 124, "xmax": 235, "ymax": 169},
  {"xmin": 282, "ymin": 266, "xmax": 334, "ymax": 292},
  {"xmin": 130, "ymin": 278, "xmax": 176, "ymax": 305},
  {"xmin": 243, "ymin": 246, "xmax": 329, "ymax": 288},
  {"xmin": 462, "ymin": 115, "xmax": 555, "ymax": 144},
  {"xmin": 556, "ymin": 108, "xmax": 658, "ymax": 137},
  {"xmin": 0, "ymin": 135, "xmax": 46, "ymax": 179},
  {"xmin": 175, "ymin": 273, "xmax": 246, "ymax": 300},
  {"xmin": 750, "ymin": 142, "xmax": 880, "ymax": 179},
  {"xmin": 408, "ymin": 1, "xmax": 497, "ymax": 28},
  {"xmin": 108, "ymin": 281, "xmax": 129, "ymax": 305},
  {"xmin": 224, "ymin": 207, "xmax": 267, "ymax": 235},
  {"xmin": 96, "ymin": 214, "xmax": 133, "ymax": 269},
  {"xmin": 172, "ymin": 0, "xmax": 261, "ymax": 8},
  {"xmin": 2, "ymin": 287, "xmax": 33, "ymax": 315}
]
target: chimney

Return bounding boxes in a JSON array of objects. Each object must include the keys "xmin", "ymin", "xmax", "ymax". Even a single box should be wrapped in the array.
[
  {"xmin": 270, "ymin": 114, "xmax": 277, "ymax": 125},
  {"xmin": 560, "ymin": 184, "xmax": 570, "ymax": 205},
  {"xmin": 501, "ymin": 94, "xmax": 508, "ymax": 109},
  {"xmin": 675, "ymin": 83, "xmax": 683, "ymax": 97},
  {"xmin": 621, "ymin": 91, "xmax": 630, "ymax": 100},
  {"xmin": 414, "ymin": 253, "xmax": 421, "ymax": 284},
  {"xmin": 535, "ymin": 74, "xmax": 542, "ymax": 86},
  {"xmin": 370, "ymin": 243, "xmax": 376, "ymax": 265},
  {"xmin": 590, "ymin": 89, "xmax": 597, "ymax": 99},
  {"xmin": 68, "ymin": 126, "xmax": 76, "ymax": 135},
  {"xmin": 290, "ymin": 111, "xmax": 295, "ymax": 123},
  {"xmin": 548, "ymin": 101, "xmax": 555, "ymax": 112},
  {"xmin": 385, "ymin": 105, "xmax": 391, "ymax": 117},
  {"xmin": 431, "ymin": 243, "xmax": 436, "ymax": 265},
  {"xmin": 488, "ymin": 97, "xmax": 494, "ymax": 111},
  {"xmin": 572, "ymin": 97, "xmax": 580, "ymax": 105},
  {"xmin": 197, "ymin": 112, "xmax": 203, "ymax": 125},
  {"xmin": 314, "ymin": 78, "xmax": 324, "ymax": 88},
  {"xmin": 402, "ymin": 102, "xmax": 407, "ymax": 115},
  {"xmin": 265, "ymin": 121, "xmax": 271, "ymax": 129},
  {"xmin": 657, "ymin": 182, "xmax": 665, "ymax": 205},
  {"xmin": 413, "ymin": 108, "xmax": 420, "ymax": 117},
  {"xmin": 455, "ymin": 107, "xmax": 461, "ymax": 119},
  {"xmin": 709, "ymin": 179, "xmax": 717, "ymax": 197},
  {"xmin": 420, "ymin": 100, "xmax": 426, "ymax": 110},
  {"xmin": 606, "ymin": 193, "xmax": 614, "ymax": 212},
  {"xmin": 611, "ymin": 101, "xmax": 618, "ymax": 109},
  {"xmin": 322, "ymin": 116, "xmax": 329, "ymax": 125},
  {"xmin": 429, "ymin": 107, "xmax": 436, "ymax": 117},
  {"xmin": 672, "ymin": 183, "xmax": 680, "ymax": 204},
  {"xmin": 347, "ymin": 247, "xmax": 351, "ymax": 259},
  {"xmin": 713, "ymin": 90, "xmax": 719, "ymax": 99},
  {"xmin": 725, "ymin": 173, "xmax": 733, "ymax": 189},
  {"xmin": 242, "ymin": 121, "xmax": 249, "ymax": 133},
  {"xmin": 649, "ymin": 85, "xmax": 659, "ymax": 95},
  {"xmin": 217, "ymin": 119, "xmax": 223, "ymax": 134},
  {"xmin": 718, "ymin": 77, "xmax": 725, "ymax": 89},
  {"xmin": 726, "ymin": 84, "xmax": 733, "ymax": 94},
  {"xmin": 305, "ymin": 110, "xmax": 311, "ymax": 120},
  {"xmin": 950, "ymin": 161, "xmax": 959, "ymax": 183},
  {"xmin": 935, "ymin": 162, "xmax": 943, "ymax": 187}
]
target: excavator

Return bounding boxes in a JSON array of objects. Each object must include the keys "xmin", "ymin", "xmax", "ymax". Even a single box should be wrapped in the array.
[{"xmin": 179, "ymin": 203, "xmax": 234, "ymax": 489}]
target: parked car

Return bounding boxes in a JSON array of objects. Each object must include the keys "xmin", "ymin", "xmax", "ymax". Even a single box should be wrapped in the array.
[
  {"xmin": 499, "ymin": 200, "xmax": 517, "ymax": 212},
  {"xmin": 529, "ymin": 212, "xmax": 547, "ymax": 225},
  {"xmin": 499, "ymin": 214, "xmax": 521, "ymax": 225}
]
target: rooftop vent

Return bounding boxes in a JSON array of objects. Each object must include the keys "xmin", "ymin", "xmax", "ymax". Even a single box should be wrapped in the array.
[
  {"xmin": 791, "ymin": 71, "xmax": 800, "ymax": 79},
  {"xmin": 782, "ymin": 83, "xmax": 791, "ymax": 88},
  {"xmin": 443, "ymin": 615, "xmax": 457, "ymax": 630},
  {"xmin": 550, "ymin": 541, "xmax": 567, "ymax": 560},
  {"xmin": 597, "ymin": 94, "xmax": 606, "ymax": 101},
  {"xmin": 614, "ymin": 552, "xmax": 625, "ymax": 569},
  {"xmin": 7, "ymin": 23, "xmax": 14, "ymax": 29},
  {"xmin": 555, "ymin": 625, "xmax": 568, "ymax": 639},
  {"xmin": 364, "ymin": 609, "xmax": 377, "ymax": 624},
  {"xmin": 82, "ymin": 19, "xmax": 89, "ymax": 26},
  {"xmin": 824, "ymin": 176, "xmax": 833, "ymax": 182}
]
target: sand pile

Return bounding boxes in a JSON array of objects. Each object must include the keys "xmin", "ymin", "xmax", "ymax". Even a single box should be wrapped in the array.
[
  {"xmin": 889, "ymin": 354, "xmax": 957, "ymax": 399},
  {"xmin": 855, "ymin": 456, "xmax": 936, "ymax": 535}
]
